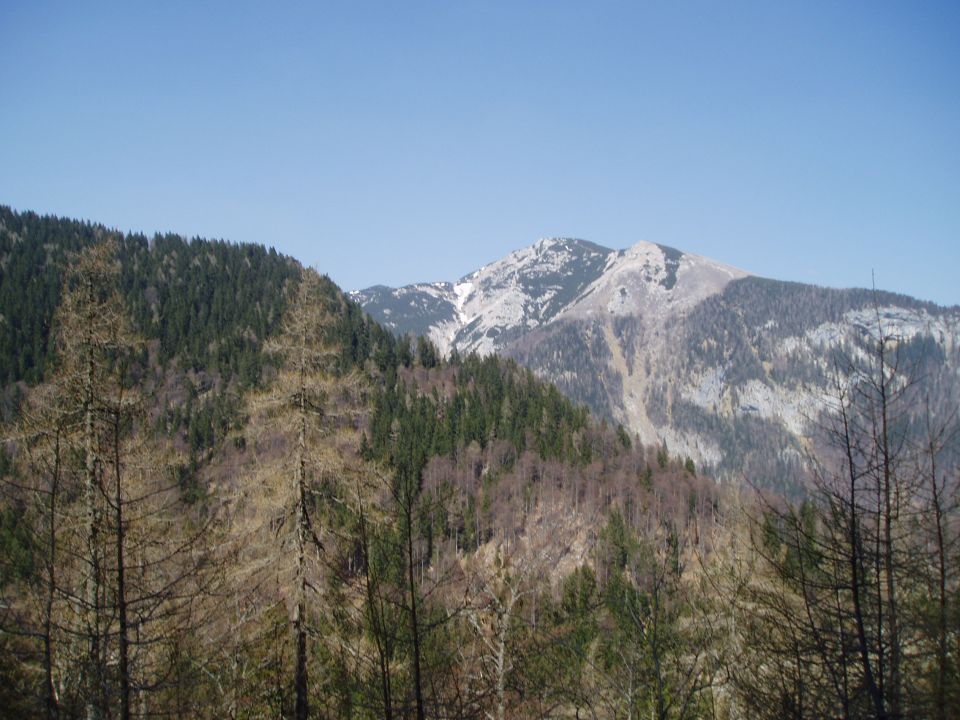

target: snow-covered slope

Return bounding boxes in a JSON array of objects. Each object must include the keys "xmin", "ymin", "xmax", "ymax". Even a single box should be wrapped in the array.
[
  {"xmin": 352, "ymin": 238, "xmax": 960, "ymax": 493},
  {"xmin": 354, "ymin": 238, "xmax": 614, "ymax": 354},
  {"xmin": 351, "ymin": 237, "xmax": 745, "ymax": 355}
]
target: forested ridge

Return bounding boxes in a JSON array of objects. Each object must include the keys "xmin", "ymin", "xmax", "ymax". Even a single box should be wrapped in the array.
[{"xmin": 1, "ymin": 207, "xmax": 958, "ymax": 719}]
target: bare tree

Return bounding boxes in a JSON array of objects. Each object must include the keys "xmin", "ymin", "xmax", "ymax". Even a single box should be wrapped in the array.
[
  {"xmin": 463, "ymin": 542, "xmax": 539, "ymax": 720},
  {"xmin": 229, "ymin": 268, "xmax": 361, "ymax": 719},
  {"xmin": 41, "ymin": 239, "xmax": 147, "ymax": 719},
  {"xmin": 728, "ymin": 307, "xmax": 960, "ymax": 719},
  {"xmin": 2, "ymin": 383, "xmax": 72, "ymax": 718},
  {"xmin": 2, "ymin": 240, "xmax": 221, "ymax": 718}
]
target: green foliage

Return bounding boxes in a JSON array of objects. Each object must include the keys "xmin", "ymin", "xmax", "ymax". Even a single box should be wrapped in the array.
[
  {"xmin": 0, "ymin": 206, "xmax": 300, "ymax": 387},
  {"xmin": 540, "ymin": 565, "xmax": 600, "ymax": 708},
  {"xmin": 173, "ymin": 461, "xmax": 205, "ymax": 506},
  {"xmin": 0, "ymin": 447, "xmax": 33, "ymax": 586},
  {"xmin": 367, "ymin": 352, "xmax": 591, "ymax": 472},
  {"xmin": 18, "ymin": 205, "xmax": 951, "ymax": 719},
  {"xmin": 416, "ymin": 335, "xmax": 439, "ymax": 369},
  {"xmin": 657, "ymin": 441, "xmax": 669, "ymax": 469},
  {"xmin": 0, "ymin": 207, "xmax": 357, "ymax": 509},
  {"xmin": 559, "ymin": 565, "xmax": 599, "ymax": 637},
  {"xmin": 0, "ymin": 504, "xmax": 34, "ymax": 586},
  {"xmin": 600, "ymin": 510, "xmax": 633, "ymax": 572},
  {"xmin": 762, "ymin": 501, "xmax": 824, "ymax": 583},
  {"xmin": 640, "ymin": 463, "xmax": 653, "ymax": 490}
]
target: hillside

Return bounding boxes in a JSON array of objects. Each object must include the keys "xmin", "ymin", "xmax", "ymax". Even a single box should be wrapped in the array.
[
  {"xmin": 1, "ymin": 208, "xmax": 956, "ymax": 719},
  {"xmin": 0, "ymin": 208, "xmax": 721, "ymax": 718}
]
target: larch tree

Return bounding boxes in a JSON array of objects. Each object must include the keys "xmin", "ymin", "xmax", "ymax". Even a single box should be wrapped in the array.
[
  {"xmin": 2, "ymin": 239, "xmax": 219, "ymax": 719},
  {"xmin": 231, "ymin": 268, "xmax": 361, "ymax": 720},
  {"xmin": 52, "ymin": 239, "xmax": 143, "ymax": 719},
  {"xmin": 1, "ymin": 382, "xmax": 73, "ymax": 718}
]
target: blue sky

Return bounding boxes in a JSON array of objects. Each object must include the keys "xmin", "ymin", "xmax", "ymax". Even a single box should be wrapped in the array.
[{"xmin": 2, "ymin": 1, "xmax": 958, "ymax": 305}]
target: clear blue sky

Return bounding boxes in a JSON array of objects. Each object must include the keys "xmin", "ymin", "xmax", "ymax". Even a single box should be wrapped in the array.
[{"xmin": 2, "ymin": 1, "xmax": 958, "ymax": 305}]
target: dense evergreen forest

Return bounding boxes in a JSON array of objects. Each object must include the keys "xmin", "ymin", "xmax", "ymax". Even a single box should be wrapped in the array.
[{"xmin": 1, "ymin": 207, "xmax": 958, "ymax": 719}]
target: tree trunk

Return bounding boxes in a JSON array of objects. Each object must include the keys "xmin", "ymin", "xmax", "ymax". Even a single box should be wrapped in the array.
[
  {"xmin": 83, "ymin": 341, "xmax": 102, "ymax": 720},
  {"xmin": 877, "ymin": 341, "xmax": 901, "ymax": 719},
  {"xmin": 928, "ymin": 437, "xmax": 948, "ymax": 720},
  {"xmin": 494, "ymin": 587, "xmax": 519, "ymax": 720},
  {"xmin": 839, "ymin": 393, "xmax": 886, "ymax": 720},
  {"xmin": 406, "ymin": 499, "xmax": 426, "ymax": 720},
  {"xmin": 652, "ymin": 574, "xmax": 666, "ymax": 720},
  {"xmin": 113, "ymin": 394, "xmax": 131, "ymax": 720},
  {"xmin": 357, "ymin": 484, "xmax": 393, "ymax": 720},
  {"xmin": 294, "ymin": 369, "xmax": 309, "ymax": 720},
  {"xmin": 44, "ymin": 430, "xmax": 61, "ymax": 720}
]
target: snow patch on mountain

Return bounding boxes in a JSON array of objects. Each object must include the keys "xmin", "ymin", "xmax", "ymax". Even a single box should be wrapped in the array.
[
  {"xmin": 353, "ymin": 235, "xmax": 960, "ymax": 487},
  {"xmin": 453, "ymin": 281, "xmax": 473, "ymax": 321},
  {"xmin": 427, "ymin": 237, "xmax": 616, "ymax": 355},
  {"xmin": 357, "ymin": 237, "xmax": 749, "ymax": 357}
]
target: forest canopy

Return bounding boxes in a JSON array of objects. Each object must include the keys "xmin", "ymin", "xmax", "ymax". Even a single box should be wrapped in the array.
[{"xmin": 0, "ymin": 207, "xmax": 957, "ymax": 719}]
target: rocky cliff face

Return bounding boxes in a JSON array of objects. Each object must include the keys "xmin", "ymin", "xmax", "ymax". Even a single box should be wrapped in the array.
[{"xmin": 352, "ymin": 239, "xmax": 960, "ymax": 493}]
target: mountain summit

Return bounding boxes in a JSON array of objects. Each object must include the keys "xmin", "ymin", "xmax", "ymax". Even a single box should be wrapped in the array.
[
  {"xmin": 351, "ymin": 238, "xmax": 747, "ymax": 356},
  {"xmin": 353, "ymin": 238, "xmax": 960, "ymax": 492}
]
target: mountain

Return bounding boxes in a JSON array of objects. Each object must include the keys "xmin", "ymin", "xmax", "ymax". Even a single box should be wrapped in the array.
[
  {"xmin": 353, "ymin": 238, "xmax": 743, "ymax": 357},
  {"xmin": 3, "ymin": 208, "xmax": 957, "ymax": 718},
  {"xmin": 0, "ymin": 208, "xmax": 727, "ymax": 717},
  {"xmin": 353, "ymin": 238, "xmax": 960, "ymax": 493}
]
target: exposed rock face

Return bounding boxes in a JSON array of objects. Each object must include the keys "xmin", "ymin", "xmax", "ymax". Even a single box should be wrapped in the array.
[{"xmin": 352, "ymin": 239, "xmax": 960, "ymax": 493}]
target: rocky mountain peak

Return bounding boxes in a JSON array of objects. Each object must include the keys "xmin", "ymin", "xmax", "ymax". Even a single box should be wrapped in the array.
[
  {"xmin": 351, "ymin": 237, "xmax": 748, "ymax": 356},
  {"xmin": 353, "ymin": 237, "xmax": 959, "ymax": 492}
]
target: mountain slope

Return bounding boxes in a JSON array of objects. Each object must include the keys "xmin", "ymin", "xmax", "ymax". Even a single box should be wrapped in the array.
[
  {"xmin": 3, "ymin": 208, "xmax": 956, "ymax": 718},
  {"xmin": 354, "ymin": 238, "xmax": 960, "ymax": 493},
  {"xmin": 351, "ymin": 238, "xmax": 746, "ymax": 355},
  {"xmin": 0, "ymin": 207, "xmax": 728, "ymax": 717}
]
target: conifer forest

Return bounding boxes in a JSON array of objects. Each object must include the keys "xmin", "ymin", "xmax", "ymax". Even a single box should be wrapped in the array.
[{"xmin": 1, "ymin": 207, "xmax": 957, "ymax": 719}]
